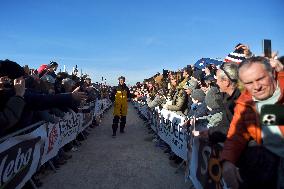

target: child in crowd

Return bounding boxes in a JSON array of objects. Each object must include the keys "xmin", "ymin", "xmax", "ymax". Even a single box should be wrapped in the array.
[
  {"xmin": 187, "ymin": 89, "xmax": 208, "ymax": 133},
  {"xmin": 198, "ymin": 87, "xmax": 230, "ymax": 144}
]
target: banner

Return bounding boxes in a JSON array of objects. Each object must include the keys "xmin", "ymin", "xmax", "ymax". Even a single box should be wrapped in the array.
[
  {"xmin": 78, "ymin": 112, "xmax": 91, "ymax": 133},
  {"xmin": 0, "ymin": 99, "xmax": 113, "ymax": 189},
  {"xmin": 94, "ymin": 99, "xmax": 112, "ymax": 116},
  {"xmin": 57, "ymin": 110, "xmax": 81, "ymax": 147},
  {"xmin": 158, "ymin": 109, "xmax": 188, "ymax": 160},
  {"xmin": 134, "ymin": 101, "xmax": 228, "ymax": 189},
  {"xmin": 41, "ymin": 122, "xmax": 60, "ymax": 165},
  {"xmin": 189, "ymin": 137, "xmax": 228, "ymax": 189},
  {"xmin": 0, "ymin": 126, "xmax": 46, "ymax": 189}
]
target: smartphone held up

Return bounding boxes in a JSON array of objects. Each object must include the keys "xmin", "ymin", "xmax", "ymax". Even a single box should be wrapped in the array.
[{"xmin": 262, "ymin": 39, "xmax": 272, "ymax": 58}]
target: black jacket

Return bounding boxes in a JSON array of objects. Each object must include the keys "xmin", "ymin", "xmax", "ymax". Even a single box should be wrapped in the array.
[{"xmin": 222, "ymin": 88, "xmax": 241, "ymax": 122}]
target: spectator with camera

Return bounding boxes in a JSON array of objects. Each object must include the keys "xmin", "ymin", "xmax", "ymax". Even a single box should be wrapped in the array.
[
  {"xmin": 0, "ymin": 60, "xmax": 26, "ymax": 136},
  {"xmin": 221, "ymin": 56, "xmax": 284, "ymax": 189}
]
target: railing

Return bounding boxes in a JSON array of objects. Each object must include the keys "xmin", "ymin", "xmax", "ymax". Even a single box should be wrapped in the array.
[
  {"xmin": 0, "ymin": 99, "xmax": 112, "ymax": 189},
  {"xmin": 133, "ymin": 100, "xmax": 229, "ymax": 189}
]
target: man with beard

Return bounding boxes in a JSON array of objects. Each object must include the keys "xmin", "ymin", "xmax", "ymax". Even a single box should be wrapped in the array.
[{"xmin": 110, "ymin": 76, "xmax": 131, "ymax": 137}]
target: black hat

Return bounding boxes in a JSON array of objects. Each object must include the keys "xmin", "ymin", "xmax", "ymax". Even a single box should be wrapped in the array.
[
  {"xmin": 205, "ymin": 87, "xmax": 223, "ymax": 109},
  {"xmin": 192, "ymin": 69, "xmax": 204, "ymax": 81},
  {"xmin": 118, "ymin": 76, "xmax": 125, "ymax": 81},
  {"xmin": 47, "ymin": 61, "xmax": 58, "ymax": 68},
  {"xmin": 0, "ymin": 59, "xmax": 25, "ymax": 79},
  {"xmin": 191, "ymin": 89, "xmax": 205, "ymax": 102}
]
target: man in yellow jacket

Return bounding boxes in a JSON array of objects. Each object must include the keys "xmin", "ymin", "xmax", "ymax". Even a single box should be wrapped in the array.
[{"xmin": 110, "ymin": 76, "xmax": 130, "ymax": 137}]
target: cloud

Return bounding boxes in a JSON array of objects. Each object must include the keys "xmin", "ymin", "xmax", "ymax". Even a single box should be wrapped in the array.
[{"xmin": 142, "ymin": 36, "xmax": 166, "ymax": 46}]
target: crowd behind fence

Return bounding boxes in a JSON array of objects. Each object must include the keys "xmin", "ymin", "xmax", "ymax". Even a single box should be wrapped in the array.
[
  {"xmin": 130, "ymin": 43, "xmax": 284, "ymax": 189},
  {"xmin": 0, "ymin": 59, "xmax": 112, "ymax": 188},
  {"xmin": 1, "ymin": 42, "xmax": 284, "ymax": 189}
]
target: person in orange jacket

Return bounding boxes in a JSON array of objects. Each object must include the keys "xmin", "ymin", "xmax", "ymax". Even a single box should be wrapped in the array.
[
  {"xmin": 221, "ymin": 56, "xmax": 284, "ymax": 189},
  {"xmin": 110, "ymin": 76, "xmax": 130, "ymax": 137}
]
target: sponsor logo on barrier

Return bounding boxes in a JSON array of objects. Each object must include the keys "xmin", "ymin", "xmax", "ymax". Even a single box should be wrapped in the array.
[
  {"xmin": 47, "ymin": 125, "xmax": 59, "ymax": 153},
  {"xmin": 58, "ymin": 111, "xmax": 80, "ymax": 147},
  {"xmin": 0, "ymin": 137, "xmax": 40, "ymax": 189}
]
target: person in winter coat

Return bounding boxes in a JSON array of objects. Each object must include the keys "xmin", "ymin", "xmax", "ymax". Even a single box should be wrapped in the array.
[
  {"xmin": 0, "ymin": 60, "xmax": 88, "ymax": 136},
  {"xmin": 198, "ymin": 87, "xmax": 230, "ymax": 143},
  {"xmin": 183, "ymin": 79, "xmax": 198, "ymax": 112},
  {"xmin": 146, "ymin": 89, "xmax": 166, "ymax": 109},
  {"xmin": 110, "ymin": 76, "xmax": 131, "ymax": 137},
  {"xmin": 221, "ymin": 57, "xmax": 284, "ymax": 189},
  {"xmin": 187, "ymin": 89, "xmax": 208, "ymax": 134},
  {"xmin": 163, "ymin": 75, "xmax": 188, "ymax": 116},
  {"xmin": 0, "ymin": 60, "xmax": 26, "ymax": 136},
  {"xmin": 216, "ymin": 62, "xmax": 241, "ymax": 122}
]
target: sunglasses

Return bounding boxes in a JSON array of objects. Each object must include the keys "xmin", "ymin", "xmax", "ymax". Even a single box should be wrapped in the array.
[{"xmin": 220, "ymin": 63, "xmax": 238, "ymax": 82}]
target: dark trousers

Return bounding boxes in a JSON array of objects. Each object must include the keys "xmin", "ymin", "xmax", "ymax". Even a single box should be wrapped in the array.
[
  {"xmin": 112, "ymin": 115, "xmax": 126, "ymax": 134},
  {"xmin": 238, "ymin": 145, "xmax": 279, "ymax": 189}
]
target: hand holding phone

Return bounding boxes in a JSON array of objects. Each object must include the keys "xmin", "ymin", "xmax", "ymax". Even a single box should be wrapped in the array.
[{"xmin": 263, "ymin": 39, "xmax": 272, "ymax": 58}]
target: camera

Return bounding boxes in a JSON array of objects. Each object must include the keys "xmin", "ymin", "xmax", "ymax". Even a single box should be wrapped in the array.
[{"xmin": 260, "ymin": 104, "xmax": 284, "ymax": 126}]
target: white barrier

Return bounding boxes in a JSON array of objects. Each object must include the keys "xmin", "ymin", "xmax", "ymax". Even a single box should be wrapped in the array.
[
  {"xmin": 0, "ymin": 99, "xmax": 111, "ymax": 189},
  {"xmin": 134, "ymin": 101, "xmax": 228, "ymax": 189},
  {"xmin": 94, "ymin": 98, "xmax": 112, "ymax": 116},
  {"xmin": 41, "ymin": 110, "xmax": 83, "ymax": 165}
]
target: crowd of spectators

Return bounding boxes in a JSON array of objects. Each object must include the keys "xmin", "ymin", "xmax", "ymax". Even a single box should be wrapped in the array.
[
  {"xmin": 131, "ymin": 43, "xmax": 284, "ymax": 189},
  {"xmin": 0, "ymin": 59, "xmax": 112, "ymax": 188}
]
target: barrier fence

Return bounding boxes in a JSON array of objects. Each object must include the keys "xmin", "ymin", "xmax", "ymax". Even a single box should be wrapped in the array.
[
  {"xmin": 0, "ymin": 98, "xmax": 112, "ymax": 189},
  {"xmin": 133, "ymin": 101, "xmax": 228, "ymax": 189}
]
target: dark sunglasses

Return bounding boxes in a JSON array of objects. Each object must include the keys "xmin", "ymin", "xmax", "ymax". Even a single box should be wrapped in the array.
[{"xmin": 220, "ymin": 63, "xmax": 238, "ymax": 82}]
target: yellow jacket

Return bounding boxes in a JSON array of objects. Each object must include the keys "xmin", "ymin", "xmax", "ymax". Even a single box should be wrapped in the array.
[{"xmin": 111, "ymin": 84, "xmax": 130, "ymax": 116}]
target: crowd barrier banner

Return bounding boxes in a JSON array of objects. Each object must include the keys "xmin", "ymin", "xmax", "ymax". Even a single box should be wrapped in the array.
[
  {"xmin": 0, "ymin": 125, "xmax": 46, "ymax": 189},
  {"xmin": 94, "ymin": 99, "xmax": 112, "ymax": 116},
  {"xmin": 136, "ymin": 103, "xmax": 188, "ymax": 160},
  {"xmin": 156, "ymin": 108, "xmax": 188, "ymax": 160},
  {"xmin": 57, "ymin": 110, "xmax": 82, "ymax": 147},
  {"xmin": 135, "ymin": 101, "xmax": 228, "ymax": 189},
  {"xmin": 41, "ymin": 110, "xmax": 82, "ymax": 165},
  {"xmin": 189, "ymin": 137, "xmax": 228, "ymax": 189},
  {"xmin": 78, "ymin": 112, "xmax": 91, "ymax": 133},
  {"xmin": 0, "ymin": 99, "xmax": 111, "ymax": 189},
  {"xmin": 41, "ymin": 122, "xmax": 60, "ymax": 165}
]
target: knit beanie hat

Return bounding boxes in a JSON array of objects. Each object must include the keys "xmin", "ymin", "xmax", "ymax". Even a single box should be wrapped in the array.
[
  {"xmin": 0, "ymin": 59, "xmax": 25, "ymax": 79},
  {"xmin": 184, "ymin": 79, "xmax": 198, "ymax": 91},
  {"xmin": 205, "ymin": 87, "xmax": 223, "ymax": 109},
  {"xmin": 224, "ymin": 43, "xmax": 246, "ymax": 64},
  {"xmin": 191, "ymin": 89, "xmax": 205, "ymax": 102}
]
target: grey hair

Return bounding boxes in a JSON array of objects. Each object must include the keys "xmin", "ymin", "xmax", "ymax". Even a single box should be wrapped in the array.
[
  {"xmin": 238, "ymin": 56, "xmax": 273, "ymax": 75},
  {"xmin": 219, "ymin": 62, "xmax": 239, "ymax": 85}
]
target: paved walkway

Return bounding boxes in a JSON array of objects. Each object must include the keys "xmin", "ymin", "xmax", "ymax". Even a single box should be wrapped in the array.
[{"xmin": 41, "ymin": 103, "xmax": 189, "ymax": 189}]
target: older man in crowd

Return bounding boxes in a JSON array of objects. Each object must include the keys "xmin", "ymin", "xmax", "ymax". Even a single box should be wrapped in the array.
[
  {"xmin": 221, "ymin": 56, "xmax": 284, "ymax": 189},
  {"xmin": 216, "ymin": 62, "xmax": 241, "ymax": 122}
]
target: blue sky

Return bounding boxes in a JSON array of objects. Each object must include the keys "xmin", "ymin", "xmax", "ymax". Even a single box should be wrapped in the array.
[{"xmin": 0, "ymin": 0, "xmax": 283, "ymax": 85}]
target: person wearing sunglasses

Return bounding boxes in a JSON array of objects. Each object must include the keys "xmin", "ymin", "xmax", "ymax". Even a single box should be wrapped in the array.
[{"xmin": 216, "ymin": 62, "xmax": 241, "ymax": 122}]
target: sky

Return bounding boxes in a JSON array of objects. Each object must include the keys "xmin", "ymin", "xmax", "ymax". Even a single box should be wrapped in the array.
[{"xmin": 0, "ymin": 0, "xmax": 283, "ymax": 85}]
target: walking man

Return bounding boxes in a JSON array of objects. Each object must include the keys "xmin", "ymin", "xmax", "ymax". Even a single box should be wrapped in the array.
[{"xmin": 110, "ymin": 76, "xmax": 130, "ymax": 137}]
